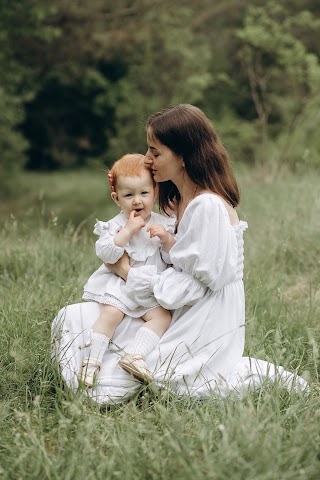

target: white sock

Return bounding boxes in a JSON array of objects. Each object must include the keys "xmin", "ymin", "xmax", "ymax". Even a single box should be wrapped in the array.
[
  {"xmin": 126, "ymin": 327, "xmax": 160, "ymax": 357},
  {"xmin": 85, "ymin": 330, "xmax": 110, "ymax": 365}
]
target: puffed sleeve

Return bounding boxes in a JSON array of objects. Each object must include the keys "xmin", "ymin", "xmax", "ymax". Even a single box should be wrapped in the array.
[
  {"xmin": 160, "ymin": 249, "xmax": 172, "ymax": 265},
  {"xmin": 170, "ymin": 195, "xmax": 238, "ymax": 291},
  {"xmin": 125, "ymin": 195, "xmax": 238, "ymax": 309},
  {"xmin": 94, "ymin": 220, "xmax": 125, "ymax": 264},
  {"xmin": 125, "ymin": 265, "xmax": 206, "ymax": 309}
]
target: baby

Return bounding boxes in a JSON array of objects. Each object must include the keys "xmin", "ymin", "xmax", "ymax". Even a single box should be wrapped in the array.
[{"xmin": 81, "ymin": 153, "xmax": 176, "ymax": 387}]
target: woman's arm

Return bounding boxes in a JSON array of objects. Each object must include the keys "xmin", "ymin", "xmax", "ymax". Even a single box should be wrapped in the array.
[
  {"xmin": 107, "ymin": 249, "xmax": 206, "ymax": 309},
  {"xmin": 125, "ymin": 265, "xmax": 207, "ymax": 309},
  {"xmin": 106, "ymin": 252, "xmax": 131, "ymax": 280}
]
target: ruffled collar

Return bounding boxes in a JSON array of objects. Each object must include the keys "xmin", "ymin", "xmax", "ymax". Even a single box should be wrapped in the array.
[{"xmin": 117, "ymin": 211, "xmax": 176, "ymax": 261}]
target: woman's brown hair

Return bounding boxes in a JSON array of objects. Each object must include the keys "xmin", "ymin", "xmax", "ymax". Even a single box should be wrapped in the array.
[{"xmin": 146, "ymin": 104, "xmax": 240, "ymax": 214}]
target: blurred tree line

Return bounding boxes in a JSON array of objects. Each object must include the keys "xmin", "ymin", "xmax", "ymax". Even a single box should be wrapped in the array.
[{"xmin": 0, "ymin": 0, "xmax": 319, "ymax": 190}]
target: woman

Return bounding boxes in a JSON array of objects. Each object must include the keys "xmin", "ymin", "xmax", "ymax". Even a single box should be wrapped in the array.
[{"xmin": 52, "ymin": 104, "xmax": 307, "ymax": 403}]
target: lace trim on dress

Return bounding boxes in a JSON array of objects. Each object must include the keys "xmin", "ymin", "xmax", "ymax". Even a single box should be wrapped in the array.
[
  {"xmin": 233, "ymin": 220, "xmax": 248, "ymax": 234},
  {"xmin": 124, "ymin": 239, "xmax": 160, "ymax": 262},
  {"xmin": 82, "ymin": 292, "xmax": 159, "ymax": 318},
  {"xmin": 94, "ymin": 220, "xmax": 121, "ymax": 237}
]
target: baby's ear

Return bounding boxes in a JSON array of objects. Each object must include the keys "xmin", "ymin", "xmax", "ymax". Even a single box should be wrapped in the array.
[
  {"xmin": 111, "ymin": 191, "xmax": 120, "ymax": 206},
  {"xmin": 154, "ymin": 185, "xmax": 159, "ymax": 199}
]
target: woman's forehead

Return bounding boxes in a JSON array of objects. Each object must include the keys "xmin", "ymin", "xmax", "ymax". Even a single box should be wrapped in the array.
[{"xmin": 147, "ymin": 127, "xmax": 159, "ymax": 145}]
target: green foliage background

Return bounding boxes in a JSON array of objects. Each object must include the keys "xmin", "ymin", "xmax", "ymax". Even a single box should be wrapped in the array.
[{"xmin": 1, "ymin": 0, "xmax": 320, "ymax": 194}]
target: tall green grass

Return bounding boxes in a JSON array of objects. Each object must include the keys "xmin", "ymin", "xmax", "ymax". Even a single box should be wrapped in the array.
[{"xmin": 0, "ymin": 167, "xmax": 319, "ymax": 479}]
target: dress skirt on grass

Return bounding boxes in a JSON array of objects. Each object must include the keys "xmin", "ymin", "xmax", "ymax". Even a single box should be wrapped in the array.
[{"xmin": 52, "ymin": 194, "xmax": 308, "ymax": 404}]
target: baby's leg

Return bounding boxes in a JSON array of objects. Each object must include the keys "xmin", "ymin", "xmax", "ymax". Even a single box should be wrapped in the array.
[
  {"xmin": 119, "ymin": 306, "xmax": 171, "ymax": 383},
  {"xmin": 93, "ymin": 304, "xmax": 124, "ymax": 338},
  {"xmin": 141, "ymin": 306, "xmax": 172, "ymax": 336},
  {"xmin": 127, "ymin": 306, "xmax": 171, "ymax": 355},
  {"xmin": 80, "ymin": 304, "xmax": 124, "ymax": 387}
]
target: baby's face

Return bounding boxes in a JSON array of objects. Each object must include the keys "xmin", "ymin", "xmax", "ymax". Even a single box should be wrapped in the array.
[{"xmin": 112, "ymin": 171, "xmax": 157, "ymax": 221}]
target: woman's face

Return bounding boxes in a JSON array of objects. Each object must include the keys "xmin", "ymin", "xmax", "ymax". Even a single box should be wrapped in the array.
[{"xmin": 145, "ymin": 128, "xmax": 184, "ymax": 183}]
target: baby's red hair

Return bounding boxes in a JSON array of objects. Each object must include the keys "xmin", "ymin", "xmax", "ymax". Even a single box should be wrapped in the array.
[{"xmin": 109, "ymin": 154, "xmax": 155, "ymax": 191}]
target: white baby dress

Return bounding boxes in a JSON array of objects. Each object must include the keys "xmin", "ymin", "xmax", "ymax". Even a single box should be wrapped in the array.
[{"xmin": 82, "ymin": 211, "xmax": 176, "ymax": 317}]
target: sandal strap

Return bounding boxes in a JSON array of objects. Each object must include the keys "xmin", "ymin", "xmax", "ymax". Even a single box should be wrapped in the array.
[
  {"xmin": 82, "ymin": 359, "xmax": 101, "ymax": 370},
  {"xmin": 129, "ymin": 354, "xmax": 143, "ymax": 361}
]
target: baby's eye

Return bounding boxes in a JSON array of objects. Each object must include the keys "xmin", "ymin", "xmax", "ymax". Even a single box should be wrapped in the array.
[
  {"xmin": 141, "ymin": 191, "xmax": 149, "ymax": 195},
  {"xmin": 153, "ymin": 154, "xmax": 159, "ymax": 158},
  {"xmin": 124, "ymin": 194, "xmax": 133, "ymax": 198}
]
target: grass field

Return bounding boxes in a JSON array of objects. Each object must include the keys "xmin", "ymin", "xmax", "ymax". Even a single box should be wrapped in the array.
[{"xmin": 0, "ymin": 166, "xmax": 319, "ymax": 479}]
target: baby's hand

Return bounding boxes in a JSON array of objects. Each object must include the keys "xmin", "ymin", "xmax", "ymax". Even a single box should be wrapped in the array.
[
  {"xmin": 125, "ymin": 210, "xmax": 146, "ymax": 236},
  {"xmin": 147, "ymin": 224, "xmax": 176, "ymax": 252},
  {"xmin": 147, "ymin": 224, "xmax": 169, "ymax": 243}
]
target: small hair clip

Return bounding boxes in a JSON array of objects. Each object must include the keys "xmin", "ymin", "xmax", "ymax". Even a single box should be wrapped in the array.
[{"xmin": 108, "ymin": 172, "xmax": 115, "ymax": 192}]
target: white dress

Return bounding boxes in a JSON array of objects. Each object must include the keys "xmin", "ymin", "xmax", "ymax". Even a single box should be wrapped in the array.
[
  {"xmin": 52, "ymin": 194, "xmax": 308, "ymax": 403},
  {"xmin": 82, "ymin": 211, "xmax": 176, "ymax": 317}
]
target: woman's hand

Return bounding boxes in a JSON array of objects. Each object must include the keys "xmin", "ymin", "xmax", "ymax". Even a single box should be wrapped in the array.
[{"xmin": 106, "ymin": 252, "xmax": 130, "ymax": 280}]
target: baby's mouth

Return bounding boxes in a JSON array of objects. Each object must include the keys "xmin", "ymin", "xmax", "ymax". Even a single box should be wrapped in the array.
[{"xmin": 133, "ymin": 208, "xmax": 143, "ymax": 213}]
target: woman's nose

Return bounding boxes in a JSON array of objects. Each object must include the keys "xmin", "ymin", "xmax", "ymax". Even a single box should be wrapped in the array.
[{"xmin": 144, "ymin": 150, "xmax": 153, "ymax": 165}]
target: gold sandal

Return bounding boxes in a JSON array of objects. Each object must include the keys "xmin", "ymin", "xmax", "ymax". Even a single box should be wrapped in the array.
[
  {"xmin": 79, "ymin": 359, "xmax": 101, "ymax": 388},
  {"xmin": 119, "ymin": 353, "xmax": 153, "ymax": 384}
]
